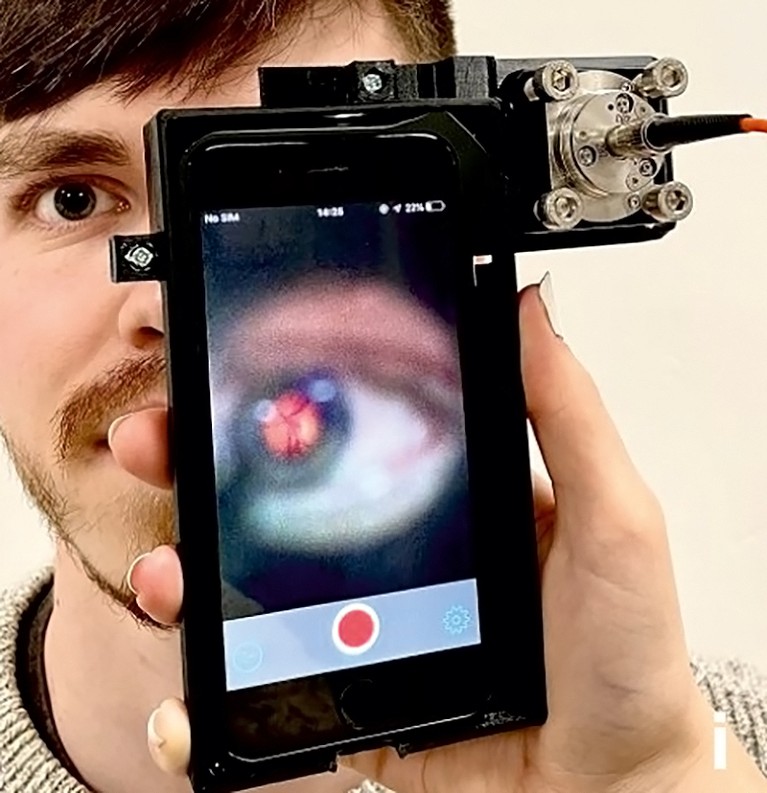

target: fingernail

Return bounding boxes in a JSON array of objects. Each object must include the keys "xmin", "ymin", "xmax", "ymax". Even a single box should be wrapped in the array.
[
  {"xmin": 126, "ymin": 552, "xmax": 152, "ymax": 596},
  {"xmin": 107, "ymin": 414, "xmax": 132, "ymax": 448},
  {"xmin": 148, "ymin": 709, "xmax": 166, "ymax": 751},
  {"xmin": 538, "ymin": 271, "xmax": 564, "ymax": 339}
]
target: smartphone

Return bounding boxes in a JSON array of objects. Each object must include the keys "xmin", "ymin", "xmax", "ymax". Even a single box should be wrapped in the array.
[{"xmin": 153, "ymin": 111, "xmax": 546, "ymax": 791}]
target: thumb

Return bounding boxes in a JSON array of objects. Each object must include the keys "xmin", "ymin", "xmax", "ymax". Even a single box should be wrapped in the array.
[{"xmin": 519, "ymin": 277, "xmax": 651, "ymax": 513}]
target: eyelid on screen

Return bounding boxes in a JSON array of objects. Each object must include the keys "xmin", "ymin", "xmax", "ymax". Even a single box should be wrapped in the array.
[
  {"xmin": 219, "ymin": 333, "xmax": 461, "ymax": 391},
  {"xmin": 215, "ymin": 328, "xmax": 464, "ymax": 434}
]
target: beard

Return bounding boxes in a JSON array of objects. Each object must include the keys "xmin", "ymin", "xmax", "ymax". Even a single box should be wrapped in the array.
[{"xmin": 1, "ymin": 352, "xmax": 177, "ymax": 628}]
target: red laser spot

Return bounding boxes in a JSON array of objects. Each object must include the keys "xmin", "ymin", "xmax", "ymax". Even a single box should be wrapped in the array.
[{"xmin": 260, "ymin": 392, "xmax": 322, "ymax": 459}]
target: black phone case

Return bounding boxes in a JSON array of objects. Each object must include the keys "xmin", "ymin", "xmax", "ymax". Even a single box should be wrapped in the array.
[{"xmin": 111, "ymin": 56, "xmax": 673, "ymax": 790}]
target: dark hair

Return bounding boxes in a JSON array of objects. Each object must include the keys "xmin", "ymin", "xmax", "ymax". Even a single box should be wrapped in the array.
[{"xmin": 0, "ymin": 0, "xmax": 455, "ymax": 122}]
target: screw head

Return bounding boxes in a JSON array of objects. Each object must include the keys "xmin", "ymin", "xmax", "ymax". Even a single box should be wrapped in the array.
[
  {"xmin": 615, "ymin": 92, "xmax": 634, "ymax": 115},
  {"xmin": 627, "ymin": 193, "xmax": 642, "ymax": 212},
  {"xmin": 577, "ymin": 146, "xmax": 598, "ymax": 167},
  {"xmin": 535, "ymin": 61, "xmax": 580, "ymax": 101},
  {"xmin": 537, "ymin": 187, "xmax": 584, "ymax": 231},
  {"xmin": 639, "ymin": 158, "xmax": 657, "ymax": 177},
  {"xmin": 665, "ymin": 186, "xmax": 690, "ymax": 214},
  {"xmin": 660, "ymin": 62, "xmax": 686, "ymax": 91},
  {"xmin": 643, "ymin": 181, "xmax": 694, "ymax": 222},
  {"xmin": 636, "ymin": 58, "xmax": 689, "ymax": 99},
  {"xmin": 362, "ymin": 71, "xmax": 385, "ymax": 95}
]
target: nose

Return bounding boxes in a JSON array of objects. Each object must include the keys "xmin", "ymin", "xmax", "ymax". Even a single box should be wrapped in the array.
[{"xmin": 117, "ymin": 281, "xmax": 165, "ymax": 351}]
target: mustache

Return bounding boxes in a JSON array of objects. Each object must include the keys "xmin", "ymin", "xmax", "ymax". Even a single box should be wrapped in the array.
[{"xmin": 53, "ymin": 353, "xmax": 167, "ymax": 463}]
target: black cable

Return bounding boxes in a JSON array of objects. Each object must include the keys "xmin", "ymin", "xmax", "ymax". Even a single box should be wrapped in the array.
[{"xmin": 644, "ymin": 114, "xmax": 751, "ymax": 149}]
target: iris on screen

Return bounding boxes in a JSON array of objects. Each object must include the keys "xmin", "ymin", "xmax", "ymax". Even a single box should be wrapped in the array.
[{"xmin": 247, "ymin": 371, "xmax": 351, "ymax": 476}]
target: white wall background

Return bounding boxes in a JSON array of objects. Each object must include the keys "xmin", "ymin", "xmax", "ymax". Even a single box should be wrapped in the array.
[
  {"xmin": 1, "ymin": 0, "xmax": 766, "ymax": 670},
  {"xmin": 454, "ymin": 0, "xmax": 767, "ymax": 670}
]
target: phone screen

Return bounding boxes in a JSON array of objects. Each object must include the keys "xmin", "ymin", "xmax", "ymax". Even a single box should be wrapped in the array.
[{"xmin": 200, "ymin": 197, "xmax": 480, "ymax": 692}]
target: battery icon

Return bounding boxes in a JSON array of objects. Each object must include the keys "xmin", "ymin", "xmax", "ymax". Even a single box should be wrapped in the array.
[{"xmin": 426, "ymin": 200, "xmax": 447, "ymax": 213}]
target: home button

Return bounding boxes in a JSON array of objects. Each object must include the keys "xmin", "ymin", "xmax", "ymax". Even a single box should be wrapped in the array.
[{"xmin": 339, "ymin": 679, "xmax": 387, "ymax": 730}]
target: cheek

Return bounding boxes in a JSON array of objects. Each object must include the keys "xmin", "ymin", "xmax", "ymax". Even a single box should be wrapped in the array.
[{"xmin": 0, "ymin": 240, "xmax": 122, "ymax": 447}]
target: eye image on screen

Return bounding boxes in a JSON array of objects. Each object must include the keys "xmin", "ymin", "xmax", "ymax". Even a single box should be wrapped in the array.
[{"xmin": 200, "ymin": 202, "xmax": 481, "ymax": 691}]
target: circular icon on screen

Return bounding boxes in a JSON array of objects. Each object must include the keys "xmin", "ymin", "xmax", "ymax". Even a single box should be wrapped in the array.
[
  {"xmin": 232, "ymin": 642, "xmax": 264, "ymax": 673},
  {"xmin": 332, "ymin": 603, "xmax": 381, "ymax": 655}
]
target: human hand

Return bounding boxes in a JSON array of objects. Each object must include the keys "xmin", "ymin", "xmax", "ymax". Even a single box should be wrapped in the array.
[{"xmin": 110, "ymin": 282, "xmax": 766, "ymax": 793}]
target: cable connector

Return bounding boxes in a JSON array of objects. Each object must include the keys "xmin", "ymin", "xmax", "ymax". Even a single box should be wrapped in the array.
[
  {"xmin": 607, "ymin": 114, "xmax": 754, "ymax": 158},
  {"xmin": 531, "ymin": 55, "xmax": 767, "ymax": 230}
]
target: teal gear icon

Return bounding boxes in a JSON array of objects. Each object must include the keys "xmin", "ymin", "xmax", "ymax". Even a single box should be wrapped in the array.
[{"xmin": 443, "ymin": 605, "xmax": 472, "ymax": 635}]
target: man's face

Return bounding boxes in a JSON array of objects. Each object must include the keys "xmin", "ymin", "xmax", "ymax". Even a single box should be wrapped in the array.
[{"xmin": 0, "ymin": 3, "xmax": 407, "ymax": 607}]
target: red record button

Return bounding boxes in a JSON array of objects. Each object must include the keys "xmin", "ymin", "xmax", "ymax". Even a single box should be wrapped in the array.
[{"xmin": 332, "ymin": 603, "xmax": 380, "ymax": 655}]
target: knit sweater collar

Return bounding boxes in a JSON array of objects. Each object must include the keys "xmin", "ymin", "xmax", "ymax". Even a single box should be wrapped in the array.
[{"xmin": 0, "ymin": 571, "xmax": 88, "ymax": 793}]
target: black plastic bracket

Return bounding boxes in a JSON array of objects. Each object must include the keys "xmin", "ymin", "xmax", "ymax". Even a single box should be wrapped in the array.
[
  {"xmin": 257, "ymin": 57, "xmax": 499, "ymax": 107},
  {"xmin": 110, "ymin": 232, "xmax": 168, "ymax": 283}
]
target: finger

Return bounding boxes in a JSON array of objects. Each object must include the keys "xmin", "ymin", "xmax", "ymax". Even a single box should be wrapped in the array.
[
  {"xmin": 147, "ymin": 698, "xmax": 191, "ymax": 776},
  {"xmin": 339, "ymin": 748, "xmax": 423, "ymax": 793},
  {"xmin": 532, "ymin": 469, "xmax": 555, "ymax": 524},
  {"xmin": 108, "ymin": 407, "xmax": 171, "ymax": 490},
  {"xmin": 519, "ymin": 283, "xmax": 652, "ymax": 511},
  {"xmin": 340, "ymin": 735, "xmax": 501, "ymax": 793},
  {"xmin": 532, "ymin": 470, "xmax": 556, "ymax": 567},
  {"xmin": 127, "ymin": 545, "xmax": 184, "ymax": 625}
]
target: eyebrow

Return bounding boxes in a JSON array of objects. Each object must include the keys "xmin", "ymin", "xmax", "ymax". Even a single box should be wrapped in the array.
[{"xmin": 0, "ymin": 130, "xmax": 132, "ymax": 181}]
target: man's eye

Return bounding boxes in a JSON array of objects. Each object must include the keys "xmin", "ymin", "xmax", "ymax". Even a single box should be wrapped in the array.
[{"xmin": 33, "ymin": 181, "xmax": 127, "ymax": 225}]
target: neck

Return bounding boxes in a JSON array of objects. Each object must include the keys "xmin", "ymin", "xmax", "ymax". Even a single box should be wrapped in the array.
[
  {"xmin": 44, "ymin": 545, "xmax": 366, "ymax": 793},
  {"xmin": 45, "ymin": 545, "xmax": 188, "ymax": 793}
]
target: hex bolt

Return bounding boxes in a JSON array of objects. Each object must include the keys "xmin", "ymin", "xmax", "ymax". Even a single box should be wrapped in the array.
[
  {"xmin": 643, "ymin": 181, "xmax": 694, "ymax": 222},
  {"xmin": 536, "ymin": 187, "xmax": 584, "ymax": 231},
  {"xmin": 577, "ymin": 146, "xmax": 598, "ymax": 167},
  {"xmin": 634, "ymin": 58, "xmax": 689, "ymax": 99},
  {"xmin": 527, "ymin": 61, "xmax": 580, "ymax": 102}
]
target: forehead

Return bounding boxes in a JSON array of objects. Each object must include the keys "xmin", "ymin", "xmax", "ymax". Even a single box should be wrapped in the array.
[{"xmin": 0, "ymin": 71, "xmax": 263, "ymax": 169}]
